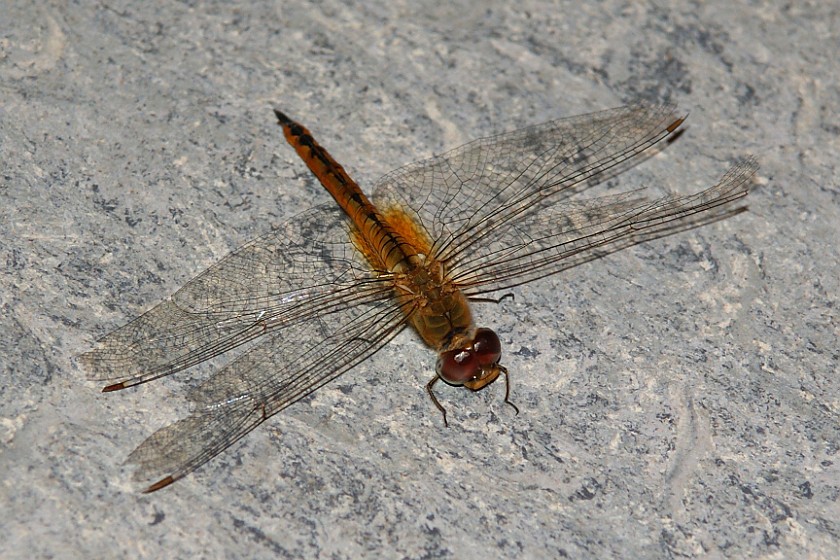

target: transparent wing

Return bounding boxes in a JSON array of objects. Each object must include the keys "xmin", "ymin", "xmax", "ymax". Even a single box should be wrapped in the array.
[
  {"xmin": 126, "ymin": 293, "xmax": 408, "ymax": 492},
  {"xmin": 371, "ymin": 103, "xmax": 684, "ymax": 264},
  {"xmin": 78, "ymin": 204, "xmax": 388, "ymax": 389},
  {"xmin": 449, "ymin": 158, "xmax": 758, "ymax": 294},
  {"xmin": 370, "ymin": 103, "xmax": 756, "ymax": 296}
]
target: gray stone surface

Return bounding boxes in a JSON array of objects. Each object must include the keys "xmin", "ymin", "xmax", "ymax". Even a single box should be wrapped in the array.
[{"xmin": 1, "ymin": 1, "xmax": 837, "ymax": 558}]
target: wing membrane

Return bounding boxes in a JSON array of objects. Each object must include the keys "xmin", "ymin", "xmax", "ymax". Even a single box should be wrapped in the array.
[
  {"xmin": 78, "ymin": 204, "xmax": 386, "ymax": 388},
  {"xmin": 450, "ymin": 159, "xmax": 758, "ymax": 294},
  {"xmin": 126, "ymin": 287, "xmax": 408, "ymax": 491},
  {"xmin": 371, "ymin": 104, "xmax": 683, "ymax": 263}
]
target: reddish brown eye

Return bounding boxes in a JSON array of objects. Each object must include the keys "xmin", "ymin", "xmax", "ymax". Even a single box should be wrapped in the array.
[
  {"xmin": 436, "ymin": 348, "xmax": 479, "ymax": 385},
  {"xmin": 472, "ymin": 328, "xmax": 501, "ymax": 366}
]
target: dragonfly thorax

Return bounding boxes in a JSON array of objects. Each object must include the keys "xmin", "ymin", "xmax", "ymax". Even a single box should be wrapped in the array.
[{"xmin": 392, "ymin": 255, "xmax": 477, "ymax": 353}]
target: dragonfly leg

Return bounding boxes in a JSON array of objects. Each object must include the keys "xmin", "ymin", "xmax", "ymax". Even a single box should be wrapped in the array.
[
  {"xmin": 499, "ymin": 366, "xmax": 520, "ymax": 416},
  {"xmin": 426, "ymin": 375, "xmax": 449, "ymax": 427},
  {"xmin": 469, "ymin": 293, "xmax": 515, "ymax": 305}
]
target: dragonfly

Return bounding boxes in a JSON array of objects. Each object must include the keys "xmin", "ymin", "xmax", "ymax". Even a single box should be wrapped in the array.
[{"xmin": 79, "ymin": 103, "xmax": 758, "ymax": 492}]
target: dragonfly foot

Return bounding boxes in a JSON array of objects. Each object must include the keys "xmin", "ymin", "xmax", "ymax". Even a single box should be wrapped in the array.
[{"xmin": 500, "ymin": 366, "xmax": 520, "ymax": 416}]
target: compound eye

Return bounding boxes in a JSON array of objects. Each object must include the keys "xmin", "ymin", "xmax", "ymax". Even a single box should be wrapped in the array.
[
  {"xmin": 436, "ymin": 348, "xmax": 479, "ymax": 385},
  {"xmin": 472, "ymin": 328, "xmax": 502, "ymax": 366}
]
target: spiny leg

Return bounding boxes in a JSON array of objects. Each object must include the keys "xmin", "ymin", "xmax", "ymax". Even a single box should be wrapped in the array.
[
  {"xmin": 426, "ymin": 375, "xmax": 449, "ymax": 427},
  {"xmin": 500, "ymin": 366, "xmax": 520, "ymax": 416},
  {"xmin": 470, "ymin": 293, "xmax": 515, "ymax": 305}
]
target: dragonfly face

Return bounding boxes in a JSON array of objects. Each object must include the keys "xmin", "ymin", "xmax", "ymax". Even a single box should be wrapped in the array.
[{"xmin": 436, "ymin": 327, "xmax": 504, "ymax": 390}]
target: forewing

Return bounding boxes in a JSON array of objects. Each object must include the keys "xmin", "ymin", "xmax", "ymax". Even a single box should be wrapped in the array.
[
  {"xmin": 450, "ymin": 159, "xmax": 759, "ymax": 294},
  {"xmin": 126, "ymin": 286, "xmax": 409, "ymax": 492},
  {"xmin": 78, "ymin": 203, "xmax": 383, "ymax": 388}
]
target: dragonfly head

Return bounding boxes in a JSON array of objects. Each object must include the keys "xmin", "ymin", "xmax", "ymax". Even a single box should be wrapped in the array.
[{"xmin": 435, "ymin": 327, "xmax": 504, "ymax": 390}]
